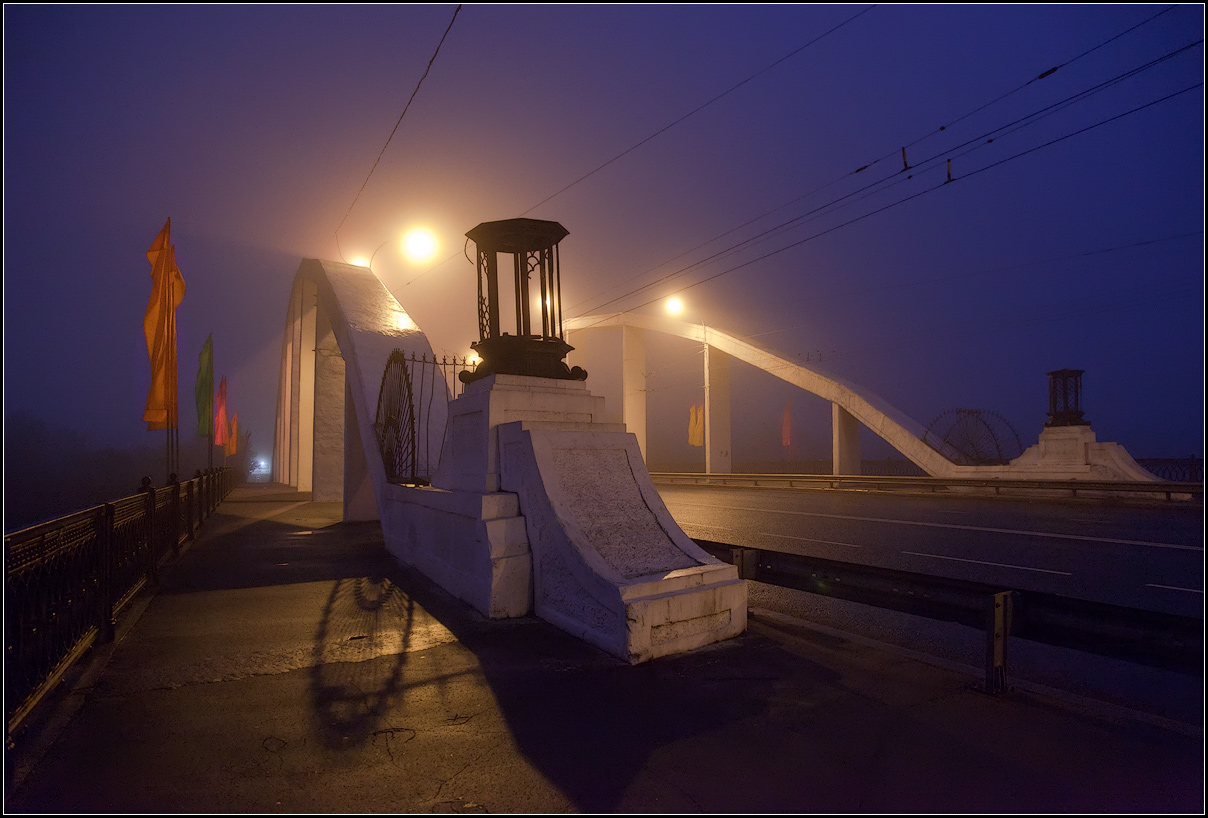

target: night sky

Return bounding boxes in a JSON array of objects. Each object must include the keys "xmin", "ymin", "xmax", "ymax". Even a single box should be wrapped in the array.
[{"xmin": 4, "ymin": 4, "xmax": 1204, "ymax": 471}]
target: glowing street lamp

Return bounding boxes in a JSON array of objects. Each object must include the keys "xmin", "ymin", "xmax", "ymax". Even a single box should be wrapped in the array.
[
  {"xmin": 402, "ymin": 227, "xmax": 439, "ymax": 264},
  {"xmin": 353, "ymin": 226, "xmax": 441, "ymax": 272},
  {"xmin": 665, "ymin": 296, "xmax": 685, "ymax": 316}
]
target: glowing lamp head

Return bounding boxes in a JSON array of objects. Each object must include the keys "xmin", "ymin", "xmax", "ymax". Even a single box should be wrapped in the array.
[
  {"xmin": 402, "ymin": 228, "xmax": 439, "ymax": 263},
  {"xmin": 665, "ymin": 296, "xmax": 684, "ymax": 316}
]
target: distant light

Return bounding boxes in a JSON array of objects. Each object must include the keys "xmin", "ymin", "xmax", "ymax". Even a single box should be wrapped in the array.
[
  {"xmin": 402, "ymin": 228, "xmax": 439, "ymax": 263},
  {"xmin": 350, "ymin": 255, "xmax": 371, "ymax": 268},
  {"xmin": 665, "ymin": 297, "xmax": 684, "ymax": 316},
  {"xmin": 467, "ymin": 350, "xmax": 481, "ymax": 366}
]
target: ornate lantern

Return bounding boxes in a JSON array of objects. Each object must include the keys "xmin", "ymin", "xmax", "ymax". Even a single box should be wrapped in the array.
[
  {"xmin": 461, "ymin": 218, "xmax": 587, "ymax": 383},
  {"xmin": 1045, "ymin": 368, "xmax": 1090, "ymax": 426}
]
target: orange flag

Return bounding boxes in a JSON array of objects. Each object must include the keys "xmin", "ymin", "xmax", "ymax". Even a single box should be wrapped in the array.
[
  {"xmin": 214, "ymin": 376, "xmax": 229, "ymax": 446},
  {"xmin": 143, "ymin": 218, "xmax": 186, "ymax": 430},
  {"xmin": 781, "ymin": 399, "xmax": 792, "ymax": 448}
]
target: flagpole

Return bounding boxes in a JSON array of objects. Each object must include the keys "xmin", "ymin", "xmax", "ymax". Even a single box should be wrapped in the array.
[
  {"xmin": 165, "ymin": 268, "xmax": 174, "ymax": 483},
  {"xmin": 208, "ymin": 345, "xmax": 214, "ymax": 470}
]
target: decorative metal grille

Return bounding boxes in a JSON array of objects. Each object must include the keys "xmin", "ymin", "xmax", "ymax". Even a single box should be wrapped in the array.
[
  {"xmin": 374, "ymin": 351, "xmax": 476, "ymax": 485},
  {"xmin": 923, "ymin": 409, "xmax": 1024, "ymax": 466}
]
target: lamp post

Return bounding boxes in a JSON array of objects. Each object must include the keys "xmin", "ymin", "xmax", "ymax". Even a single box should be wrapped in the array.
[{"xmin": 368, "ymin": 237, "xmax": 397, "ymax": 271}]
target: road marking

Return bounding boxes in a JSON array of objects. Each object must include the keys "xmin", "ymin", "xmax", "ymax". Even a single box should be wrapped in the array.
[
  {"xmin": 760, "ymin": 532, "xmax": 862, "ymax": 549},
  {"xmin": 664, "ymin": 500, "xmax": 1200, "ymax": 551},
  {"xmin": 1144, "ymin": 583, "xmax": 1204, "ymax": 594},
  {"xmin": 901, "ymin": 550, "xmax": 1072, "ymax": 576}
]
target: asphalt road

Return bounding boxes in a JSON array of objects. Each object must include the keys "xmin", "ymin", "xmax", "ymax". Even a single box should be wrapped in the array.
[
  {"xmin": 658, "ymin": 484, "xmax": 1204, "ymax": 615},
  {"xmin": 658, "ymin": 483, "xmax": 1205, "ymax": 723},
  {"xmin": 5, "ymin": 486, "xmax": 1203, "ymax": 813}
]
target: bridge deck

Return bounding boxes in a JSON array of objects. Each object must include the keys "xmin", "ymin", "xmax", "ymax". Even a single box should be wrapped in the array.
[{"xmin": 5, "ymin": 484, "xmax": 1201, "ymax": 813}]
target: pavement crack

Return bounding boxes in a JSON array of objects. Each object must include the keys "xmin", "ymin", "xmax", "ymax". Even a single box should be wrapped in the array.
[{"xmin": 370, "ymin": 726, "xmax": 416, "ymax": 763}]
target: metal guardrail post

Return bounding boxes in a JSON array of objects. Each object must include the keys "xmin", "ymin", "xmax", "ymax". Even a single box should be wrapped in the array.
[
  {"xmin": 141, "ymin": 477, "xmax": 158, "ymax": 590},
  {"xmin": 169, "ymin": 474, "xmax": 181, "ymax": 557},
  {"xmin": 99, "ymin": 503, "xmax": 116, "ymax": 644},
  {"xmin": 731, "ymin": 546, "xmax": 759, "ymax": 580},
  {"xmin": 984, "ymin": 591, "xmax": 1014, "ymax": 694},
  {"xmin": 185, "ymin": 479, "xmax": 195, "ymax": 541}
]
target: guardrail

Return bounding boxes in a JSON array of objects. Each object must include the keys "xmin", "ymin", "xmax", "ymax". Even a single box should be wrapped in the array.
[
  {"xmin": 4, "ymin": 468, "xmax": 236, "ymax": 748},
  {"xmin": 653, "ymin": 472, "xmax": 1203, "ymax": 503},
  {"xmin": 692, "ymin": 539, "xmax": 1203, "ymax": 693}
]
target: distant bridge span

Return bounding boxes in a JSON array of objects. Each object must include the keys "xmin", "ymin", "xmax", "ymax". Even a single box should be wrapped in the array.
[
  {"xmin": 270, "ymin": 262, "xmax": 1156, "ymax": 514},
  {"xmin": 565, "ymin": 313, "xmax": 1157, "ymax": 482}
]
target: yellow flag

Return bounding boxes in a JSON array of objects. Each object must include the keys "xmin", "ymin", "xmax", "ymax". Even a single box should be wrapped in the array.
[
  {"xmin": 143, "ymin": 219, "xmax": 186, "ymax": 430},
  {"xmin": 689, "ymin": 404, "xmax": 705, "ymax": 447},
  {"xmin": 225, "ymin": 413, "xmax": 238, "ymax": 457}
]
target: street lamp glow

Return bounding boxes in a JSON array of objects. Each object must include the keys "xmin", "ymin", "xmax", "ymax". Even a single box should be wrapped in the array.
[
  {"xmin": 665, "ymin": 296, "xmax": 684, "ymax": 316},
  {"xmin": 402, "ymin": 228, "xmax": 439, "ymax": 263}
]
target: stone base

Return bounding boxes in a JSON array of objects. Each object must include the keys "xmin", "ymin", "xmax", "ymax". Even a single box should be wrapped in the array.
[
  {"xmin": 389, "ymin": 374, "xmax": 747, "ymax": 663},
  {"xmin": 499, "ymin": 420, "xmax": 746, "ymax": 664},
  {"xmin": 381, "ymin": 485, "xmax": 531, "ymax": 618},
  {"xmin": 1008, "ymin": 425, "xmax": 1158, "ymax": 481}
]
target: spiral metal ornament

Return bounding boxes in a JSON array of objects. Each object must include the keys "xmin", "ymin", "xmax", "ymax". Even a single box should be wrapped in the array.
[
  {"xmin": 923, "ymin": 408, "xmax": 1024, "ymax": 466},
  {"xmin": 375, "ymin": 351, "xmax": 418, "ymax": 484}
]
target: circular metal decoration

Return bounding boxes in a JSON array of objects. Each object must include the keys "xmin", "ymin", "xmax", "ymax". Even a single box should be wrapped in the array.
[
  {"xmin": 923, "ymin": 408, "xmax": 1023, "ymax": 466},
  {"xmin": 375, "ymin": 351, "xmax": 419, "ymax": 484}
]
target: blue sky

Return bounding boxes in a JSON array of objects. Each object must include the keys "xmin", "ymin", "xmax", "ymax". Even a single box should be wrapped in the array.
[{"xmin": 4, "ymin": 4, "xmax": 1204, "ymax": 467}]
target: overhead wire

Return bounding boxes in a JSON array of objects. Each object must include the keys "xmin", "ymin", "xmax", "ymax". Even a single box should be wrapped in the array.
[
  {"xmin": 568, "ymin": 8, "xmax": 1194, "ymax": 317},
  {"xmin": 570, "ymin": 40, "xmax": 1203, "ymax": 321},
  {"xmin": 332, "ymin": 5, "xmax": 463, "ymax": 260},
  {"xmin": 571, "ymin": 79, "xmax": 1203, "ymax": 334},
  {"xmin": 403, "ymin": 4, "xmax": 878, "ymax": 288},
  {"xmin": 519, "ymin": 5, "xmax": 877, "ymax": 217}
]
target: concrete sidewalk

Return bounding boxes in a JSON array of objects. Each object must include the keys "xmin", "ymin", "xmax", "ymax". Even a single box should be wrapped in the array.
[{"xmin": 5, "ymin": 484, "xmax": 1203, "ymax": 813}]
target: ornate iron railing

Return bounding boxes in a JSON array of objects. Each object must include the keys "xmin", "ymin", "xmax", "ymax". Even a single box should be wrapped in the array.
[
  {"xmin": 1136, "ymin": 457, "xmax": 1203, "ymax": 484},
  {"xmin": 4, "ymin": 468, "xmax": 236, "ymax": 742},
  {"xmin": 374, "ymin": 351, "xmax": 475, "ymax": 485}
]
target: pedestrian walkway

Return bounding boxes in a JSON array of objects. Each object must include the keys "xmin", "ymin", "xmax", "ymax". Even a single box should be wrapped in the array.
[{"xmin": 4, "ymin": 484, "xmax": 1203, "ymax": 813}]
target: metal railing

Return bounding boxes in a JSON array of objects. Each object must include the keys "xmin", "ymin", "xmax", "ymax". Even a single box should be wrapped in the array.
[
  {"xmin": 4, "ymin": 468, "xmax": 236, "ymax": 742},
  {"xmin": 693, "ymin": 539, "xmax": 1203, "ymax": 693},
  {"xmin": 1136, "ymin": 457, "xmax": 1204, "ymax": 484},
  {"xmin": 652, "ymin": 472, "xmax": 1203, "ymax": 503}
]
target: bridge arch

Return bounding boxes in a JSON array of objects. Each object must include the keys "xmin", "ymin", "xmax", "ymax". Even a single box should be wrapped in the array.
[
  {"xmin": 272, "ymin": 259, "xmax": 448, "ymax": 519},
  {"xmin": 565, "ymin": 313, "xmax": 1156, "ymax": 481}
]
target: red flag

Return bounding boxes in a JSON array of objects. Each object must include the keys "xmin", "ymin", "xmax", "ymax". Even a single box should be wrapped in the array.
[
  {"xmin": 143, "ymin": 219, "xmax": 186, "ymax": 430},
  {"xmin": 781, "ymin": 399, "xmax": 792, "ymax": 448},
  {"xmin": 214, "ymin": 376, "xmax": 229, "ymax": 445}
]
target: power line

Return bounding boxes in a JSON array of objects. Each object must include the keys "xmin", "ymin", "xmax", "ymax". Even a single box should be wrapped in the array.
[
  {"xmin": 569, "ymin": 9, "xmax": 1194, "ymax": 317},
  {"xmin": 332, "ymin": 5, "xmax": 463, "ymax": 256},
  {"xmin": 571, "ymin": 81, "xmax": 1202, "ymax": 332},
  {"xmin": 519, "ymin": 5, "xmax": 877, "ymax": 216}
]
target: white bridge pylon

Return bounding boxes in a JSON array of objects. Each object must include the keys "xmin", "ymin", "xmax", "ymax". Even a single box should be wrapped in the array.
[
  {"xmin": 272, "ymin": 259, "xmax": 447, "ymax": 516},
  {"xmin": 564, "ymin": 312, "xmax": 1157, "ymax": 482}
]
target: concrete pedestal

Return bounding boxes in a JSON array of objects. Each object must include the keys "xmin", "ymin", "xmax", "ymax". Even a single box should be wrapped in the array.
[{"xmin": 382, "ymin": 374, "xmax": 747, "ymax": 663}]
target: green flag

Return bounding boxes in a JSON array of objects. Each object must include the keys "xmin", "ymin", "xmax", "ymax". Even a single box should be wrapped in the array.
[{"xmin": 195, "ymin": 334, "xmax": 213, "ymax": 437}]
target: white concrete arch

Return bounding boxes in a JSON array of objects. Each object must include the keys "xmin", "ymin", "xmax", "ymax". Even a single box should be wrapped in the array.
[
  {"xmin": 565, "ymin": 313, "xmax": 1157, "ymax": 482},
  {"xmin": 273, "ymin": 259, "xmax": 449, "ymax": 519}
]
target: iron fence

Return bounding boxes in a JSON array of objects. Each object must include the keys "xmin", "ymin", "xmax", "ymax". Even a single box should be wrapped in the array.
[
  {"xmin": 1136, "ymin": 457, "xmax": 1203, "ymax": 484},
  {"xmin": 4, "ymin": 468, "xmax": 236, "ymax": 741}
]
